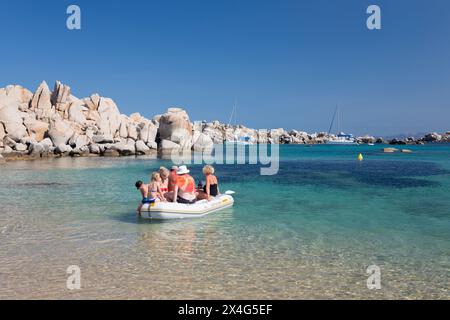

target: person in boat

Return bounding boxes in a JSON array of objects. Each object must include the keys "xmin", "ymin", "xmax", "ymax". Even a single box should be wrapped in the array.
[
  {"xmin": 196, "ymin": 165, "xmax": 220, "ymax": 201},
  {"xmin": 149, "ymin": 172, "xmax": 166, "ymax": 202},
  {"xmin": 159, "ymin": 166, "xmax": 173, "ymax": 201},
  {"xmin": 168, "ymin": 166, "xmax": 178, "ymax": 192},
  {"xmin": 172, "ymin": 165, "xmax": 197, "ymax": 204},
  {"xmin": 135, "ymin": 180, "xmax": 150, "ymax": 215}
]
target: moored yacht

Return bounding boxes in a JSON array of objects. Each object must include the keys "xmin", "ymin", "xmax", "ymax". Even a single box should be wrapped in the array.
[{"xmin": 325, "ymin": 105, "xmax": 357, "ymax": 145}]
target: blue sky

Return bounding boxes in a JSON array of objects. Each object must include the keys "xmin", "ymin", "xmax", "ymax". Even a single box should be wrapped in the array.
[{"xmin": 1, "ymin": 0, "xmax": 449, "ymax": 136}]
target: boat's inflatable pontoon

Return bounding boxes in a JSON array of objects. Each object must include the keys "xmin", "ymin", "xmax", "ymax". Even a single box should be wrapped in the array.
[{"xmin": 140, "ymin": 194, "xmax": 234, "ymax": 220}]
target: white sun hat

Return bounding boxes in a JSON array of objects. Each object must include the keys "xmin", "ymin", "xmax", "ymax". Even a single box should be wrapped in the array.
[{"xmin": 177, "ymin": 165, "xmax": 190, "ymax": 175}]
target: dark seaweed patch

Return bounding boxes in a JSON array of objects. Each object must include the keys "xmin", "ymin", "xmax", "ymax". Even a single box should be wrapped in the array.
[
  {"xmin": 196, "ymin": 160, "xmax": 448, "ymax": 189},
  {"xmin": 12, "ymin": 182, "xmax": 67, "ymax": 187}
]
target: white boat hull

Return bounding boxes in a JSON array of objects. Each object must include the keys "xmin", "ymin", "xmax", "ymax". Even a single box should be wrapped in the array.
[
  {"xmin": 140, "ymin": 194, "xmax": 234, "ymax": 220},
  {"xmin": 326, "ymin": 140, "xmax": 357, "ymax": 145}
]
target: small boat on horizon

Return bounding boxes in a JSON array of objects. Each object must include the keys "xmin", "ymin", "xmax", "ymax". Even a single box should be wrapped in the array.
[
  {"xmin": 226, "ymin": 101, "xmax": 255, "ymax": 145},
  {"xmin": 325, "ymin": 105, "xmax": 357, "ymax": 145}
]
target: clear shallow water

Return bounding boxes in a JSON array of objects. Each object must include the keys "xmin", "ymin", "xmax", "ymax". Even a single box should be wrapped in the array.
[{"xmin": 0, "ymin": 144, "xmax": 449, "ymax": 299}]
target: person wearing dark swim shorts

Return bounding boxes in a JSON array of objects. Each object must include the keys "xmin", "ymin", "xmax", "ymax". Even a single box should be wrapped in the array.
[{"xmin": 135, "ymin": 180, "xmax": 150, "ymax": 215}]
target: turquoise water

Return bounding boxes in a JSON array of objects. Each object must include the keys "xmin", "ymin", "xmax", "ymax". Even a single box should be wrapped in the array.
[{"xmin": 0, "ymin": 144, "xmax": 449, "ymax": 299}]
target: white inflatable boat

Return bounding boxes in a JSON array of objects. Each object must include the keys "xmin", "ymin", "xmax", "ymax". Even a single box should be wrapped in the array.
[{"xmin": 140, "ymin": 194, "xmax": 234, "ymax": 220}]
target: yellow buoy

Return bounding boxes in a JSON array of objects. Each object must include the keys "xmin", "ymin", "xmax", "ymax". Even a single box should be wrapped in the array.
[{"xmin": 358, "ymin": 153, "xmax": 364, "ymax": 161}]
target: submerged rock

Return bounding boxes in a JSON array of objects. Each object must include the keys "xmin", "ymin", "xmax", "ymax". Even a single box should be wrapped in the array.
[{"xmin": 103, "ymin": 149, "xmax": 120, "ymax": 157}]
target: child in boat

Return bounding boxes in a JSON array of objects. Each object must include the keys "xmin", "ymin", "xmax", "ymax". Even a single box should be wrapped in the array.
[
  {"xmin": 149, "ymin": 172, "xmax": 166, "ymax": 202},
  {"xmin": 135, "ymin": 180, "xmax": 150, "ymax": 215},
  {"xmin": 197, "ymin": 165, "xmax": 220, "ymax": 201}
]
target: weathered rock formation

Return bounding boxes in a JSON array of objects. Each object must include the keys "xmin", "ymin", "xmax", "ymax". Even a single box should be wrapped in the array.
[
  {"xmin": 0, "ymin": 81, "xmax": 448, "ymax": 163},
  {"xmin": 0, "ymin": 81, "xmax": 160, "ymax": 161}
]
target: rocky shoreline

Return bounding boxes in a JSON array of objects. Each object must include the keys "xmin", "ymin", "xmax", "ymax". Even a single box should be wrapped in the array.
[{"xmin": 1, "ymin": 81, "xmax": 449, "ymax": 164}]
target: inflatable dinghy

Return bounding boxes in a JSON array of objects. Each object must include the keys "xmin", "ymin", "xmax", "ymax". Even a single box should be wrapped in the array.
[{"xmin": 140, "ymin": 194, "xmax": 234, "ymax": 220}]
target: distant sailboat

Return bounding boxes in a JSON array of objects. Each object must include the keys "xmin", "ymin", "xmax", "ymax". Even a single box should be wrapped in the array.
[
  {"xmin": 226, "ymin": 101, "xmax": 254, "ymax": 145},
  {"xmin": 326, "ymin": 105, "xmax": 357, "ymax": 145}
]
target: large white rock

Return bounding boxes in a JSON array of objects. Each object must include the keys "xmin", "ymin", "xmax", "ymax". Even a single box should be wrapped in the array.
[
  {"xmin": 23, "ymin": 119, "xmax": 49, "ymax": 142},
  {"xmin": 0, "ymin": 102, "xmax": 28, "ymax": 141},
  {"xmin": 68, "ymin": 99, "xmax": 87, "ymax": 125},
  {"xmin": 138, "ymin": 121, "xmax": 158, "ymax": 144},
  {"xmin": 30, "ymin": 81, "xmax": 54, "ymax": 120},
  {"xmin": 89, "ymin": 144, "xmax": 101, "ymax": 154},
  {"xmin": 85, "ymin": 109, "xmax": 100, "ymax": 122},
  {"xmin": 55, "ymin": 144, "xmax": 72, "ymax": 155},
  {"xmin": 257, "ymin": 130, "xmax": 269, "ymax": 144},
  {"xmin": 51, "ymin": 81, "xmax": 71, "ymax": 112},
  {"xmin": 28, "ymin": 142, "xmax": 47, "ymax": 157},
  {"xmin": 192, "ymin": 130, "xmax": 214, "ymax": 151},
  {"xmin": 3, "ymin": 145, "xmax": 13, "ymax": 154},
  {"xmin": 0, "ymin": 85, "xmax": 33, "ymax": 112},
  {"xmin": 75, "ymin": 135, "xmax": 90, "ymax": 148},
  {"xmin": 130, "ymin": 113, "xmax": 144, "ymax": 123},
  {"xmin": 110, "ymin": 142, "xmax": 135, "ymax": 156},
  {"xmin": 147, "ymin": 141, "xmax": 158, "ymax": 150},
  {"xmin": 3, "ymin": 136, "xmax": 17, "ymax": 148},
  {"xmin": 118, "ymin": 117, "xmax": 128, "ymax": 138},
  {"xmin": 160, "ymin": 139, "xmax": 181, "ymax": 151},
  {"xmin": 203, "ymin": 126, "xmax": 225, "ymax": 144},
  {"xmin": 0, "ymin": 123, "xmax": 5, "ymax": 147},
  {"xmin": 127, "ymin": 123, "xmax": 138, "ymax": 140},
  {"xmin": 20, "ymin": 136, "xmax": 37, "ymax": 146},
  {"xmin": 269, "ymin": 128, "xmax": 286, "ymax": 144},
  {"xmin": 135, "ymin": 140, "xmax": 150, "ymax": 154},
  {"xmin": 158, "ymin": 108, "xmax": 193, "ymax": 149},
  {"xmin": 40, "ymin": 138, "xmax": 54, "ymax": 149},
  {"xmin": 97, "ymin": 97, "xmax": 121, "ymax": 137},
  {"xmin": 48, "ymin": 119, "xmax": 75, "ymax": 146},
  {"xmin": 84, "ymin": 94, "xmax": 101, "ymax": 111},
  {"xmin": 14, "ymin": 143, "xmax": 28, "ymax": 151}
]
